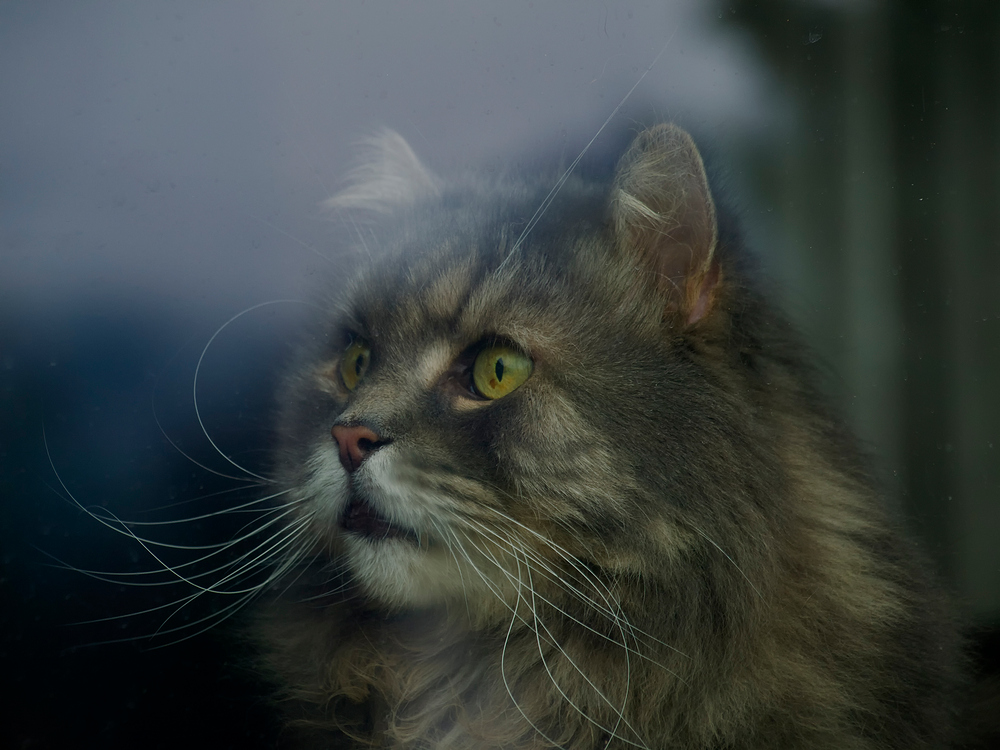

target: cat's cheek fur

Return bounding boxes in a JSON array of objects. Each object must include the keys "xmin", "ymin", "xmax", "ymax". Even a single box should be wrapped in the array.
[{"xmin": 499, "ymin": 386, "xmax": 627, "ymax": 521}]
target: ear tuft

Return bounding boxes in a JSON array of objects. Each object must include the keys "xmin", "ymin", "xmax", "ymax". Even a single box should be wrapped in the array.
[
  {"xmin": 324, "ymin": 129, "xmax": 441, "ymax": 214},
  {"xmin": 611, "ymin": 124, "xmax": 720, "ymax": 324}
]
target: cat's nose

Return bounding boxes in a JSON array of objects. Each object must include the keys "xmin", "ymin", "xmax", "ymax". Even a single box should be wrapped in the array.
[{"xmin": 331, "ymin": 424, "xmax": 389, "ymax": 473}]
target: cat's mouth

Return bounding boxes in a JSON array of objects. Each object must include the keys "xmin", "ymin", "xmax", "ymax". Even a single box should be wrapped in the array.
[{"xmin": 341, "ymin": 496, "xmax": 419, "ymax": 545}]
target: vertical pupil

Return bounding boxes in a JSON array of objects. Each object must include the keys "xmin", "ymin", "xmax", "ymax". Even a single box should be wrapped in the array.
[
  {"xmin": 495, "ymin": 357, "xmax": 504, "ymax": 382},
  {"xmin": 355, "ymin": 354, "xmax": 364, "ymax": 377}
]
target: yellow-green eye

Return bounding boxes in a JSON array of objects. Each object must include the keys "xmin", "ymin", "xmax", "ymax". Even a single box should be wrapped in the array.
[
  {"xmin": 472, "ymin": 345, "xmax": 533, "ymax": 400},
  {"xmin": 340, "ymin": 340, "xmax": 371, "ymax": 391}
]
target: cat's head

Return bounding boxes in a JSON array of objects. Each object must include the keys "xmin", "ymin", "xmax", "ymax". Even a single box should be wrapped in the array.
[{"xmin": 277, "ymin": 124, "xmax": 741, "ymax": 615}]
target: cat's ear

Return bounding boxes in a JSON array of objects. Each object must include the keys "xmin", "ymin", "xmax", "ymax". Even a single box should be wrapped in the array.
[
  {"xmin": 324, "ymin": 129, "xmax": 441, "ymax": 214},
  {"xmin": 611, "ymin": 124, "xmax": 719, "ymax": 325}
]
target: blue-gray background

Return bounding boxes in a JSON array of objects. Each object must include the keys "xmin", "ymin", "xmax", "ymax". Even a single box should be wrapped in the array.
[{"xmin": 3, "ymin": 1, "xmax": 998, "ymax": 747}]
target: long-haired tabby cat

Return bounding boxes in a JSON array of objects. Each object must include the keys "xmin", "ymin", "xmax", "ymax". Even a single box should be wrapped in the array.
[{"xmin": 255, "ymin": 123, "xmax": 964, "ymax": 749}]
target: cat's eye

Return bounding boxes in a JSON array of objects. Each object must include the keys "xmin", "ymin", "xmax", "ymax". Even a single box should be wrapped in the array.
[
  {"xmin": 340, "ymin": 339, "xmax": 371, "ymax": 391},
  {"xmin": 472, "ymin": 345, "xmax": 533, "ymax": 400}
]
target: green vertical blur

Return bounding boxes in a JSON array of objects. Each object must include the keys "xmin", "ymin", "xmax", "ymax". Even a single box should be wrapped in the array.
[{"xmin": 725, "ymin": 0, "xmax": 1000, "ymax": 621}]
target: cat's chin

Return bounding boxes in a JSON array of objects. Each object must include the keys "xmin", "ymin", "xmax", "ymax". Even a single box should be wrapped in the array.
[
  {"xmin": 337, "ymin": 498, "xmax": 514, "ymax": 615},
  {"xmin": 340, "ymin": 530, "xmax": 468, "ymax": 609}
]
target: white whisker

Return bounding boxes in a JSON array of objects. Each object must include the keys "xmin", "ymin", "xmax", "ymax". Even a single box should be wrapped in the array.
[
  {"xmin": 497, "ymin": 534, "xmax": 563, "ymax": 749},
  {"xmin": 455, "ymin": 517, "xmax": 685, "ymax": 681},
  {"xmin": 152, "ymin": 399, "xmax": 274, "ymax": 485},
  {"xmin": 192, "ymin": 300, "xmax": 316, "ymax": 483},
  {"xmin": 146, "ymin": 518, "xmax": 316, "ymax": 639},
  {"xmin": 238, "ymin": 208, "xmax": 335, "ymax": 265},
  {"xmin": 690, "ymin": 524, "xmax": 764, "ymax": 601},
  {"xmin": 463, "ymin": 502, "xmax": 690, "ymax": 661},
  {"xmin": 520, "ymin": 551, "xmax": 650, "ymax": 750},
  {"xmin": 106, "ymin": 488, "xmax": 295, "ymax": 528},
  {"xmin": 132, "ymin": 483, "xmax": 271, "ymax": 515},
  {"xmin": 497, "ymin": 35, "xmax": 675, "ymax": 273},
  {"xmin": 431, "ymin": 518, "xmax": 474, "ymax": 624}
]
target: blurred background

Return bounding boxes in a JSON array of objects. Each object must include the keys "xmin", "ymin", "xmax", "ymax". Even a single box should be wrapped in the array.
[{"xmin": 2, "ymin": 1, "xmax": 997, "ymax": 747}]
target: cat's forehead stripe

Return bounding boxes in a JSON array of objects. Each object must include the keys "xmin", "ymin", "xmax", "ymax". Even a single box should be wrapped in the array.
[
  {"xmin": 458, "ymin": 260, "xmax": 554, "ymax": 343},
  {"xmin": 421, "ymin": 256, "xmax": 475, "ymax": 321},
  {"xmin": 415, "ymin": 341, "xmax": 452, "ymax": 388}
]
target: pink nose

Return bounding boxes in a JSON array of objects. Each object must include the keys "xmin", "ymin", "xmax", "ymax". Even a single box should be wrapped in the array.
[{"xmin": 331, "ymin": 424, "xmax": 385, "ymax": 473}]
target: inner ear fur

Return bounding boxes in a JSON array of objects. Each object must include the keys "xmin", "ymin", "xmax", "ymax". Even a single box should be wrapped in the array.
[{"xmin": 611, "ymin": 123, "xmax": 720, "ymax": 325}]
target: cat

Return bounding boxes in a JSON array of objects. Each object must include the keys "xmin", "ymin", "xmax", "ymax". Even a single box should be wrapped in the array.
[{"xmin": 252, "ymin": 123, "xmax": 964, "ymax": 749}]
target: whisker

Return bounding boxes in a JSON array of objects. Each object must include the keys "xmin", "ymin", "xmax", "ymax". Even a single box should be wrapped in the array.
[
  {"xmin": 520, "ymin": 551, "xmax": 650, "ymax": 750},
  {"xmin": 689, "ymin": 524, "xmax": 764, "ymax": 601},
  {"xmin": 461, "ymin": 513, "xmax": 636, "ymax": 634},
  {"xmin": 105, "ymin": 487, "xmax": 295, "ymax": 528},
  {"xmin": 145, "ymin": 327, "xmax": 275, "ymax": 487},
  {"xmin": 142, "ymin": 542, "xmax": 310, "ymax": 649},
  {"xmin": 67, "ymin": 515, "xmax": 315, "ymax": 647},
  {"xmin": 184, "ymin": 513, "xmax": 317, "ymax": 596},
  {"xmin": 497, "ymin": 536, "xmax": 562, "ymax": 749},
  {"xmin": 153, "ymin": 396, "xmax": 274, "ymax": 485},
  {"xmin": 144, "ymin": 505, "xmax": 310, "ymax": 586},
  {"xmin": 453, "ymin": 521, "xmax": 658, "ymax": 746},
  {"xmin": 431, "ymin": 518, "xmax": 474, "ymax": 624},
  {"xmin": 69, "ymin": 495, "xmax": 302, "ymax": 564},
  {"xmin": 454, "ymin": 520, "xmax": 682, "ymax": 678},
  {"xmin": 132, "ymin": 482, "xmax": 271, "ymax": 515},
  {"xmin": 296, "ymin": 572, "xmax": 358, "ymax": 603},
  {"xmin": 192, "ymin": 300, "xmax": 316, "ymax": 483},
  {"xmin": 238, "ymin": 208, "xmax": 336, "ymax": 265},
  {"xmin": 78, "ymin": 502, "xmax": 310, "ymax": 599},
  {"xmin": 446, "ymin": 528, "xmax": 524, "ymax": 622},
  {"xmin": 146, "ymin": 517, "xmax": 316, "ymax": 639},
  {"xmin": 496, "ymin": 35, "xmax": 675, "ymax": 273},
  {"xmin": 463, "ymin": 504, "xmax": 690, "ymax": 660}
]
